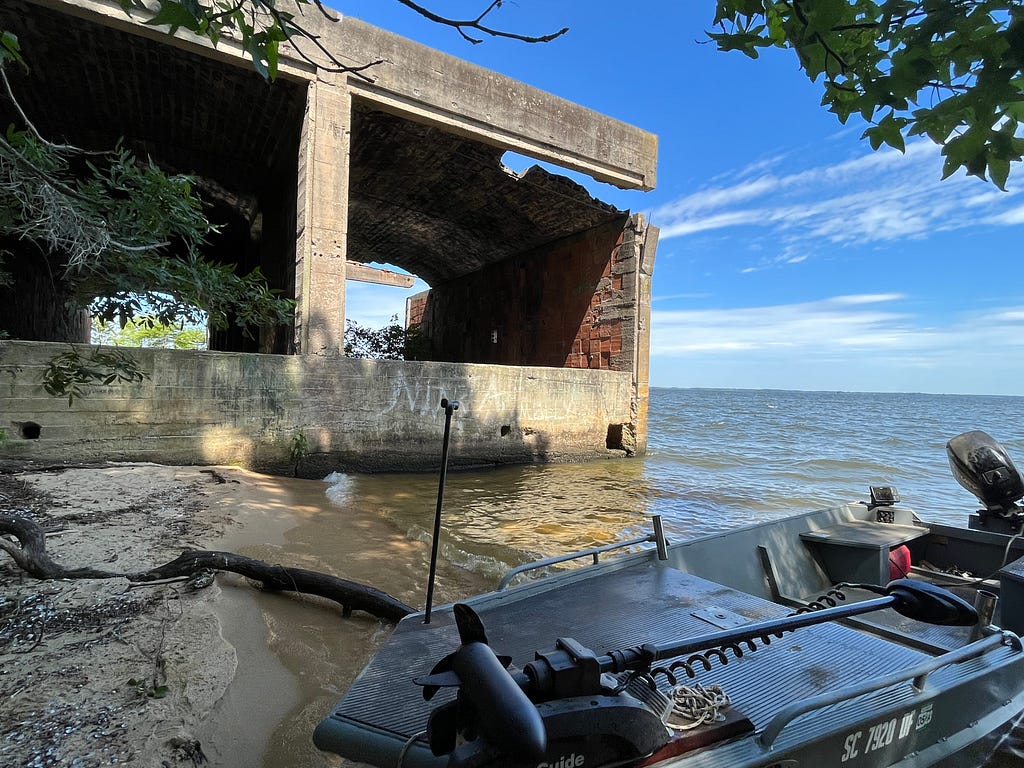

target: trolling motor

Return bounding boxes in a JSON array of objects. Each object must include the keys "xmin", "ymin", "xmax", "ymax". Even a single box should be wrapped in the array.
[
  {"xmin": 415, "ymin": 580, "xmax": 978, "ymax": 768},
  {"xmin": 948, "ymin": 430, "xmax": 1024, "ymax": 534}
]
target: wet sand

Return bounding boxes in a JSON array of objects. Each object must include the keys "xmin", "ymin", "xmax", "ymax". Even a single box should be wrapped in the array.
[
  {"xmin": 1, "ymin": 464, "xmax": 368, "ymax": 768},
  {"xmin": 0, "ymin": 463, "xmax": 487, "ymax": 768},
  {"xmin": 1, "ymin": 464, "xmax": 241, "ymax": 767}
]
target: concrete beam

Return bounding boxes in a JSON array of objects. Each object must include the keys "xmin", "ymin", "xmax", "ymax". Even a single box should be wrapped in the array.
[
  {"xmin": 30, "ymin": 0, "xmax": 316, "ymax": 80},
  {"xmin": 345, "ymin": 263, "xmax": 416, "ymax": 288},
  {"xmin": 334, "ymin": 18, "xmax": 657, "ymax": 191},
  {"xmin": 34, "ymin": 0, "xmax": 657, "ymax": 191}
]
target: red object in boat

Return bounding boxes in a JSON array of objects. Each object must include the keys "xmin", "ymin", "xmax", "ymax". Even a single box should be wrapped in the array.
[{"xmin": 890, "ymin": 544, "xmax": 912, "ymax": 581}]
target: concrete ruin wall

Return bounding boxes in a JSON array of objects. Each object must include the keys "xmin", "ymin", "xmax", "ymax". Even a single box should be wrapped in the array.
[
  {"xmin": 0, "ymin": 1, "xmax": 659, "ymax": 472},
  {"xmin": 0, "ymin": 341, "xmax": 634, "ymax": 473}
]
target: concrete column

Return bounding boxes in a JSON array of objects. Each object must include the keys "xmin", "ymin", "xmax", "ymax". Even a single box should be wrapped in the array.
[
  {"xmin": 294, "ymin": 80, "xmax": 351, "ymax": 355},
  {"xmin": 633, "ymin": 216, "xmax": 659, "ymax": 455}
]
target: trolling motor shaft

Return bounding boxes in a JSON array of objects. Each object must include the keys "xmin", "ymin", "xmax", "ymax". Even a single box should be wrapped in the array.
[
  {"xmin": 415, "ymin": 579, "xmax": 978, "ymax": 768},
  {"xmin": 519, "ymin": 579, "xmax": 979, "ymax": 701}
]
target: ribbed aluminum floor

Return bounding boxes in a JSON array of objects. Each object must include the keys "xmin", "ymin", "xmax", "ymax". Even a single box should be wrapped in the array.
[
  {"xmin": 330, "ymin": 562, "xmax": 929, "ymax": 739},
  {"xmin": 839, "ymin": 587, "xmax": 974, "ymax": 653}
]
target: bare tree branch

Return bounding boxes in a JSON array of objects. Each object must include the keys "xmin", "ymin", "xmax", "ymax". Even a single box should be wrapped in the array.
[
  {"xmin": 393, "ymin": 0, "xmax": 569, "ymax": 44},
  {"xmin": 1, "ymin": 513, "xmax": 415, "ymax": 622}
]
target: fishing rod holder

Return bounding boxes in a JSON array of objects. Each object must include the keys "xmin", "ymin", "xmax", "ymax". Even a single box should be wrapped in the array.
[{"xmin": 424, "ymin": 396, "xmax": 460, "ymax": 624}]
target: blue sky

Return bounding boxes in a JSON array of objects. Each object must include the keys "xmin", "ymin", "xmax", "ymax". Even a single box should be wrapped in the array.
[{"xmin": 334, "ymin": 1, "xmax": 1024, "ymax": 396}]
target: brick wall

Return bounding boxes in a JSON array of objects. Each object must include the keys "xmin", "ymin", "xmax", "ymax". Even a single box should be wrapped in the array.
[{"xmin": 411, "ymin": 215, "xmax": 639, "ymax": 371}]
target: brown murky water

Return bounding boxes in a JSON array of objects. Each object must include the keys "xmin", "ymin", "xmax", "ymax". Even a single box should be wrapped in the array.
[
  {"xmin": 194, "ymin": 469, "xmax": 500, "ymax": 768},
  {"xmin": 190, "ymin": 462, "xmax": 1023, "ymax": 768}
]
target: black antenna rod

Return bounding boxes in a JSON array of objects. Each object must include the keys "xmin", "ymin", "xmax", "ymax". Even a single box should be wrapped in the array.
[{"xmin": 424, "ymin": 397, "xmax": 459, "ymax": 624}]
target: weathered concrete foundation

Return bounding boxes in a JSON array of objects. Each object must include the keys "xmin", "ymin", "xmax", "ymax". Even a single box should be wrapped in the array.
[
  {"xmin": 0, "ymin": 1, "xmax": 659, "ymax": 472},
  {"xmin": 0, "ymin": 341, "xmax": 633, "ymax": 474}
]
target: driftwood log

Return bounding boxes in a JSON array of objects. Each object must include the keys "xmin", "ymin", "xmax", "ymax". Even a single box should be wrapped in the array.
[{"xmin": 0, "ymin": 513, "xmax": 415, "ymax": 622}]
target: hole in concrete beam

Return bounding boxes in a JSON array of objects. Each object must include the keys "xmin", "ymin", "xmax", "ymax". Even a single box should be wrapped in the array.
[
  {"xmin": 606, "ymin": 424, "xmax": 624, "ymax": 450},
  {"xmin": 500, "ymin": 425, "xmax": 511, "ymax": 437},
  {"xmin": 20, "ymin": 422, "xmax": 41, "ymax": 440}
]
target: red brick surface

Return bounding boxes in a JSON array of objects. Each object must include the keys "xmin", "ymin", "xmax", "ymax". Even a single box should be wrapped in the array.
[{"xmin": 414, "ymin": 216, "xmax": 635, "ymax": 371}]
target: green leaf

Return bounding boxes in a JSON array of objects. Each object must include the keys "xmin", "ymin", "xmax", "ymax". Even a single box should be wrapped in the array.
[
  {"xmin": 989, "ymin": 154, "xmax": 1011, "ymax": 191},
  {"xmin": 875, "ymin": 112, "xmax": 906, "ymax": 152},
  {"xmin": 710, "ymin": 0, "xmax": 1024, "ymax": 186},
  {"xmin": 144, "ymin": 1, "xmax": 201, "ymax": 33}
]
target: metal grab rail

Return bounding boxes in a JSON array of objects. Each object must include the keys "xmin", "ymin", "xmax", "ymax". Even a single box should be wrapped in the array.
[
  {"xmin": 758, "ymin": 631, "xmax": 1020, "ymax": 749},
  {"xmin": 497, "ymin": 515, "xmax": 668, "ymax": 591}
]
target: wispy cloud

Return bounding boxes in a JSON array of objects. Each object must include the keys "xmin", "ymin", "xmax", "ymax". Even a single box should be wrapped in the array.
[
  {"xmin": 651, "ymin": 140, "xmax": 1022, "ymax": 252},
  {"xmin": 652, "ymin": 294, "xmax": 1024, "ymax": 365},
  {"xmin": 652, "ymin": 294, "xmax": 913, "ymax": 355},
  {"xmin": 650, "ymin": 295, "xmax": 1024, "ymax": 394}
]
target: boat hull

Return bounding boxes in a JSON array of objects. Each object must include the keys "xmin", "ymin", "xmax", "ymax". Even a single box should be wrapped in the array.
[{"xmin": 315, "ymin": 500, "xmax": 1024, "ymax": 768}]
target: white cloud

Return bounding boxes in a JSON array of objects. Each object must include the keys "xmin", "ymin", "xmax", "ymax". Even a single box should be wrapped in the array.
[
  {"xmin": 988, "ymin": 205, "xmax": 1024, "ymax": 226},
  {"xmin": 649, "ymin": 297, "xmax": 1024, "ymax": 394},
  {"xmin": 831, "ymin": 293, "xmax": 905, "ymax": 306},
  {"xmin": 652, "ymin": 294, "xmax": 911, "ymax": 354},
  {"xmin": 653, "ymin": 295, "xmax": 1024, "ymax": 366},
  {"xmin": 651, "ymin": 140, "xmax": 1023, "ymax": 256}
]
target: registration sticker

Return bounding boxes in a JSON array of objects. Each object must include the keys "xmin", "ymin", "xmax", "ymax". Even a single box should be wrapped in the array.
[{"xmin": 916, "ymin": 703, "xmax": 933, "ymax": 730}]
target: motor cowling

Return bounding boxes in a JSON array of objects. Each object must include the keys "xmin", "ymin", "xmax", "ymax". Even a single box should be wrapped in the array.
[{"xmin": 947, "ymin": 430, "xmax": 1024, "ymax": 516}]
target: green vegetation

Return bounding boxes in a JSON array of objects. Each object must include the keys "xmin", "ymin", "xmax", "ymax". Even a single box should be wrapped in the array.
[
  {"xmin": 0, "ymin": 32, "xmax": 293, "ymax": 344},
  {"xmin": 289, "ymin": 430, "xmax": 310, "ymax": 476},
  {"xmin": 712, "ymin": 1, "xmax": 1024, "ymax": 187},
  {"xmin": 127, "ymin": 676, "xmax": 170, "ymax": 699},
  {"xmin": 116, "ymin": 2, "xmax": 1024, "ymax": 187},
  {"xmin": 42, "ymin": 347, "xmax": 149, "ymax": 406},
  {"xmin": 344, "ymin": 315, "xmax": 427, "ymax": 360},
  {"xmin": 115, "ymin": 0, "xmax": 567, "ymax": 80},
  {"xmin": 92, "ymin": 315, "xmax": 207, "ymax": 350}
]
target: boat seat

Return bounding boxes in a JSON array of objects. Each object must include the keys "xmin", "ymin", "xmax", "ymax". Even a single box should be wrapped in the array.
[
  {"xmin": 799, "ymin": 520, "xmax": 929, "ymax": 586},
  {"xmin": 999, "ymin": 554, "xmax": 1024, "ymax": 635}
]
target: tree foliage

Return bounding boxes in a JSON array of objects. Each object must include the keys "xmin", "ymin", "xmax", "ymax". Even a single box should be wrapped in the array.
[
  {"xmin": 116, "ymin": 0, "xmax": 567, "ymax": 80},
  {"xmin": 41, "ymin": 346, "xmax": 149, "ymax": 406},
  {"xmin": 0, "ymin": 34, "xmax": 294, "ymax": 340},
  {"xmin": 345, "ymin": 315, "xmax": 426, "ymax": 360},
  {"xmin": 92, "ymin": 315, "xmax": 208, "ymax": 350},
  {"xmin": 115, "ymin": 0, "xmax": 1022, "ymax": 189},
  {"xmin": 712, "ymin": 1, "xmax": 1024, "ymax": 187},
  {"xmin": 0, "ymin": 1, "xmax": 555, "ymax": 344}
]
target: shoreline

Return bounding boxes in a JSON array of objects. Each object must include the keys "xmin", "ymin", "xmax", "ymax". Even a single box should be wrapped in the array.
[{"xmin": 0, "ymin": 464, "xmax": 276, "ymax": 768}]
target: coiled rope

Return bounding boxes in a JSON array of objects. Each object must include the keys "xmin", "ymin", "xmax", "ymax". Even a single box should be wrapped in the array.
[{"xmin": 665, "ymin": 683, "xmax": 732, "ymax": 730}]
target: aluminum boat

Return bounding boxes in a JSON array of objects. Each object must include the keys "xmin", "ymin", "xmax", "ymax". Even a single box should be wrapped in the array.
[{"xmin": 315, "ymin": 429, "xmax": 1024, "ymax": 767}]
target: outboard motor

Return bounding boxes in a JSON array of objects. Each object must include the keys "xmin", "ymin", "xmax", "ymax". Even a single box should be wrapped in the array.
[{"xmin": 947, "ymin": 430, "xmax": 1024, "ymax": 534}]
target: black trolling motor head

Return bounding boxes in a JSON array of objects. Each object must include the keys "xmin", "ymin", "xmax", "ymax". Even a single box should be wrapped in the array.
[
  {"xmin": 414, "ymin": 604, "xmax": 547, "ymax": 763},
  {"xmin": 883, "ymin": 578, "xmax": 979, "ymax": 626},
  {"xmin": 414, "ymin": 604, "xmax": 673, "ymax": 768},
  {"xmin": 411, "ymin": 577, "xmax": 980, "ymax": 768}
]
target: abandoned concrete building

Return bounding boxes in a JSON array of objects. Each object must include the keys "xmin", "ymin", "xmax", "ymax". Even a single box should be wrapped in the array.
[{"xmin": 0, "ymin": 0, "xmax": 659, "ymax": 473}]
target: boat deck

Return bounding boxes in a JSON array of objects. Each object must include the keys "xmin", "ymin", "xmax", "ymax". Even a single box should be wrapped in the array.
[{"xmin": 330, "ymin": 559, "xmax": 930, "ymax": 741}]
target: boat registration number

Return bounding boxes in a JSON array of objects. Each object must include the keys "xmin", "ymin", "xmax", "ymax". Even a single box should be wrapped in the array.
[{"xmin": 840, "ymin": 704, "xmax": 932, "ymax": 762}]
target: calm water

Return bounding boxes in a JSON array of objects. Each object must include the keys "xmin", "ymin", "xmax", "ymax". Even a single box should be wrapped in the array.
[
  {"xmin": 212, "ymin": 387, "xmax": 1024, "ymax": 767},
  {"xmin": 328, "ymin": 388, "xmax": 1024, "ymax": 572}
]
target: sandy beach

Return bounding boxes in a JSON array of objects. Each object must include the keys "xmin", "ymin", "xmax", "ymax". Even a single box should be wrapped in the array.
[{"xmin": 0, "ymin": 463, "xmax": 279, "ymax": 768}]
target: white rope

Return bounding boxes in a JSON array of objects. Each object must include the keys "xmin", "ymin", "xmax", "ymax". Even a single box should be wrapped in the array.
[{"xmin": 665, "ymin": 683, "xmax": 731, "ymax": 731}]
